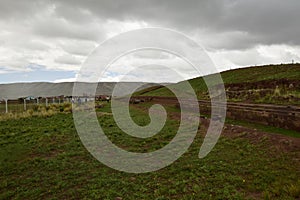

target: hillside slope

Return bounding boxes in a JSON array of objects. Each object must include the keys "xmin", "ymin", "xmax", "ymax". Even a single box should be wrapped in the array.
[{"xmin": 136, "ymin": 64, "xmax": 300, "ymax": 105}]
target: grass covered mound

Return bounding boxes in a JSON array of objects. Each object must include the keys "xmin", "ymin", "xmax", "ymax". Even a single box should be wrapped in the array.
[{"xmin": 136, "ymin": 64, "xmax": 300, "ymax": 105}]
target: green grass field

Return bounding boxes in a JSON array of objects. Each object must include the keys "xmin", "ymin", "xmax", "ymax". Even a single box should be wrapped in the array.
[{"xmin": 1, "ymin": 103, "xmax": 299, "ymax": 199}]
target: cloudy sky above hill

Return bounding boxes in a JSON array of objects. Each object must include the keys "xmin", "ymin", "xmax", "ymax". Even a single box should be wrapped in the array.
[{"xmin": 0, "ymin": 0, "xmax": 299, "ymax": 83}]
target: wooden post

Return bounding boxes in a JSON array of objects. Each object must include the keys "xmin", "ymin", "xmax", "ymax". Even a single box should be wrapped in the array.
[
  {"xmin": 37, "ymin": 98, "xmax": 39, "ymax": 104},
  {"xmin": 24, "ymin": 98, "xmax": 26, "ymax": 111},
  {"xmin": 46, "ymin": 98, "xmax": 48, "ymax": 107},
  {"xmin": 5, "ymin": 99, "xmax": 8, "ymax": 113}
]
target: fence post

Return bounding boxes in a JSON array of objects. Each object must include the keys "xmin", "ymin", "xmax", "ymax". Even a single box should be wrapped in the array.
[
  {"xmin": 37, "ymin": 98, "xmax": 39, "ymax": 104},
  {"xmin": 53, "ymin": 98, "xmax": 55, "ymax": 104},
  {"xmin": 59, "ymin": 98, "xmax": 61, "ymax": 104},
  {"xmin": 24, "ymin": 98, "xmax": 26, "ymax": 111},
  {"xmin": 5, "ymin": 99, "xmax": 8, "ymax": 113},
  {"xmin": 46, "ymin": 98, "xmax": 48, "ymax": 107}
]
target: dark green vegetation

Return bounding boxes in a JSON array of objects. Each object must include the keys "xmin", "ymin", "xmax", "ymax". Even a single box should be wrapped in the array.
[
  {"xmin": 1, "ymin": 103, "xmax": 299, "ymax": 199},
  {"xmin": 136, "ymin": 64, "xmax": 300, "ymax": 105}
]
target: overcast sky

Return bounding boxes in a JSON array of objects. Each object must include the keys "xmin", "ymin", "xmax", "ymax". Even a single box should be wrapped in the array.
[{"xmin": 0, "ymin": 0, "xmax": 299, "ymax": 83}]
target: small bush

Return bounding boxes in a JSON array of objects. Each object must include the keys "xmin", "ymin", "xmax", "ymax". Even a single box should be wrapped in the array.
[{"xmin": 284, "ymin": 181, "xmax": 300, "ymax": 198}]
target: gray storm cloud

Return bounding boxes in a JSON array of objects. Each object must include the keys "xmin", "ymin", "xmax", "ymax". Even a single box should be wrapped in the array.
[
  {"xmin": 51, "ymin": 0, "xmax": 300, "ymax": 48},
  {"xmin": 1, "ymin": 0, "xmax": 299, "ymax": 48},
  {"xmin": 0, "ymin": 0, "xmax": 299, "ymax": 82}
]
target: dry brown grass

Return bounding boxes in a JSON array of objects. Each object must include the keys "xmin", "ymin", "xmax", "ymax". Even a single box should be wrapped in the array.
[{"xmin": 0, "ymin": 103, "xmax": 73, "ymax": 121}]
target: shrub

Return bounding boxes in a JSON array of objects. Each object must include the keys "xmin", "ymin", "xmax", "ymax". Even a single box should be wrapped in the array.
[{"xmin": 0, "ymin": 103, "xmax": 73, "ymax": 121}]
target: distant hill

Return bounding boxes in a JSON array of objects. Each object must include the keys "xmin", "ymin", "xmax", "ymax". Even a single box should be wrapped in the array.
[
  {"xmin": 0, "ymin": 82, "xmax": 159, "ymax": 99},
  {"xmin": 135, "ymin": 64, "xmax": 300, "ymax": 105},
  {"xmin": 2, "ymin": 64, "xmax": 299, "ymax": 104}
]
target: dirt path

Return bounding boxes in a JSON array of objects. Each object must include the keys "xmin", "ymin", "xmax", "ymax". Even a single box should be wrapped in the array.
[
  {"xmin": 132, "ymin": 103, "xmax": 300, "ymax": 156},
  {"xmin": 132, "ymin": 96, "xmax": 300, "ymax": 132}
]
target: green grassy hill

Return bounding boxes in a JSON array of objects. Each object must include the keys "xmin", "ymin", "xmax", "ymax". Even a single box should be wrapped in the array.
[
  {"xmin": 218, "ymin": 63, "xmax": 300, "ymax": 83},
  {"xmin": 136, "ymin": 64, "xmax": 300, "ymax": 105}
]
